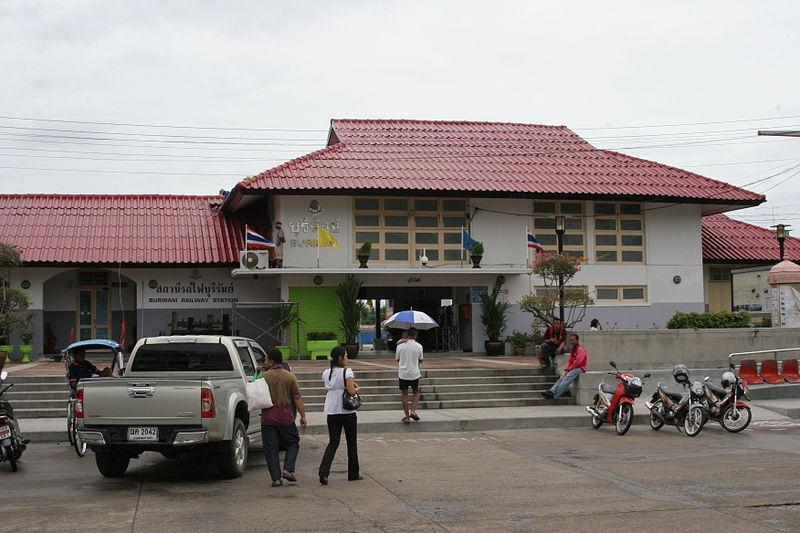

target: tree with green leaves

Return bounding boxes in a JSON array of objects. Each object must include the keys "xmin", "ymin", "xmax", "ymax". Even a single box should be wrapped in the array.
[
  {"xmin": 336, "ymin": 274, "xmax": 365, "ymax": 344},
  {"xmin": 518, "ymin": 252, "xmax": 593, "ymax": 329},
  {"xmin": 480, "ymin": 277, "xmax": 511, "ymax": 342},
  {"xmin": 0, "ymin": 242, "xmax": 32, "ymax": 346}
]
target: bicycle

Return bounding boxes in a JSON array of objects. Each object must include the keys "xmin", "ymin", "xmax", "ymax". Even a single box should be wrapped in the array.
[
  {"xmin": 62, "ymin": 350, "xmax": 87, "ymax": 457},
  {"xmin": 66, "ymin": 397, "xmax": 87, "ymax": 457}
]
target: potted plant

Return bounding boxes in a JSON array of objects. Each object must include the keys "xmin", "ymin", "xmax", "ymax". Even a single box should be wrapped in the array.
[
  {"xmin": 336, "ymin": 274, "xmax": 365, "ymax": 358},
  {"xmin": 356, "ymin": 241, "xmax": 372, "ymax": 269},
  {"xmin": 273, "ymin": 302, "xmax": 302, "ymax": 359},
  {"xmin": 480, "ymin": 277, "xmax": 511, "ymax": 356},
  {"xmin": 470, "ymin": 242, "xmax": 484, "ymax": 269},
  {"xmin": 18, "ymin": 319, "xmax": 34, "ymax": 363},
  {"xmin": 507, "ymin": 331, "xmax": 528, "ymax": 356}
]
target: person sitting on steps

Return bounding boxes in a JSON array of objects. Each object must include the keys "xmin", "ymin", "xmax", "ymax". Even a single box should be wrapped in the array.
[{"xmin": 542, "ymin": 333, "xmax": 587, "ymax": 399}]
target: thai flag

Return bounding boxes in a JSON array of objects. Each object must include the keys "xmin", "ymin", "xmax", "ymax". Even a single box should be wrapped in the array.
[
  {"xmin": 245, "ymin": 226, "xmax": 275, "ymax": 250},
  {"xmin": 527, "ymin": 232, "xmax": 545, "ymax": 252}
]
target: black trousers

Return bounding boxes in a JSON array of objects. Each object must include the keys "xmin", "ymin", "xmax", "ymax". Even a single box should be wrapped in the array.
[{"xmin": 318, "ymin": 413, "xmax": 359, "ymax": 479}]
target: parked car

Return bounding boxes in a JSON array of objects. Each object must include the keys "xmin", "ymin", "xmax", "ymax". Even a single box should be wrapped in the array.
[{"xmin": 77, "ymin": 335, "xmax": 265, "ymax": 479}]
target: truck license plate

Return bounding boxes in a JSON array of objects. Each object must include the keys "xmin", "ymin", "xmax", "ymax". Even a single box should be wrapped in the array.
[
  {"xmin": 127, "ymin": 427, "xmax": 158, "ymax": 441},
  {"xmin": 0, "ymin": 425, "xmax": 10, "ymax": 440}
]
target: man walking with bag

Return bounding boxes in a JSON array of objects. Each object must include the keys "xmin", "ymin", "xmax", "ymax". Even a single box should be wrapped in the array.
[{"xmin": 262, "ymin": 349, "xmax": 307, "ymax": 487}]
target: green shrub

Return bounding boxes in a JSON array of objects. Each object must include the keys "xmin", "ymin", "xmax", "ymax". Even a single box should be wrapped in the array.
[
  {"xmin": 666, "ymin": 311, "xmax": 752, "ymax": 330},
  {"xmin": 307, "ymin": 331, "xmax": 337, "ymax": 341}
]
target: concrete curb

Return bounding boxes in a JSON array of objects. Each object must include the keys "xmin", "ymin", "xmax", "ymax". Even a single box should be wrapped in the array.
[{"xmin": 22, "ymin": 412, "xmax": 653, "ymax": 443}]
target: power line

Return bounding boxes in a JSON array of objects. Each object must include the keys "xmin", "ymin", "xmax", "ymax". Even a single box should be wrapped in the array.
[
  {"xmin": 0, "ymin": 131, "xmax": 322, "ymax": 146},
  {"xmin": 573, "ymin": 113, "xmax": 800, "ymax": 131},
  {"xmin": 0, "ymin": 151, "xmax": 289, "ymax": 164},
  {"xmin": 0, "ymin": 124, "xmax": 325, "ymax": 142},
  {"xmin": 0, "ymin": 114, "xmax": 328, "ymax": 133},
  {"xmin": 0, "ymin": 166, "xmax": 248, "ymax": 176}
]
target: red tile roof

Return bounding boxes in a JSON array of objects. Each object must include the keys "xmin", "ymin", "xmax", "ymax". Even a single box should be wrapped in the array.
[
  {"xmin": 701, "ymin": 214, "xmax": 800, "ymax": 262},
  {"xmin": 234, "ymin": 119, "xmax": 764, "ymax": 205},
  {"xmin": 0, "ymin": 194, "xmax": 242, "ymax": 264}
]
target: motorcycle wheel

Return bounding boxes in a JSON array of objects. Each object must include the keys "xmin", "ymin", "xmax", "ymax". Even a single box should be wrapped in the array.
[
  {"xmin": 683, "ymin": 405, "xmax": 704, "ymax": 437},
  {"xmin": 649, "ymin": 400, "xmax": 665, "ymax": 431},
  {"xmin": 591, "ymin": 414, "xmax": 603, "ymax": 429},
  {"xmin": 7, "ymin": 446, "xmax": 17, "ymax": 472},
  {"xmin": 720, "ymin": 405, "xmax": 752, "ymax": 433},
  {"xmin": 615, "ymin": 404, "xmax": 634, "ymax": 436}
]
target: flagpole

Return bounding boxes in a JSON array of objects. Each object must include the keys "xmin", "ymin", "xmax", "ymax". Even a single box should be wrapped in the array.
[
  {"xmin": 460, "ymin": 225, "xmax": 464, "ymax": 269},
  {"xmin": 316, "ymin": 227, "xmax": 320, "ymax": 268},
  {"xmin": 525, "ymin": 226, "xmax": 529, "ymax": 269},
  {"xmin": 244, "ymin": 224, "xmax": 248, "ymax": 252}
]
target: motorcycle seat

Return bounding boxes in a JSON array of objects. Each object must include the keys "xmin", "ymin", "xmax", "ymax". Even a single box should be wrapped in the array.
[
  {"xmin": 658, "ymin": 384, "xmax": 684, "ymax": 402},
  {"xmin": 706, "ymin": 382, "xmax": 728, "ymax": 397},
  {"xmin": 600, "ymin": 382, "xmax": 615, "ymax": 394}
]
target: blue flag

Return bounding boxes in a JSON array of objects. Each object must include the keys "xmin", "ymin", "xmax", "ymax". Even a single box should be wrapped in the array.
[{"xmin": 462, "ymin": 228, "xmax": 478, "ymax": 251}]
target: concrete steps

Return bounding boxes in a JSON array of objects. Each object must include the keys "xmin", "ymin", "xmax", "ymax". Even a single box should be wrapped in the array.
[{"xmin": 6, "ymin": 367, "xmax": 569, "ymax": 418}]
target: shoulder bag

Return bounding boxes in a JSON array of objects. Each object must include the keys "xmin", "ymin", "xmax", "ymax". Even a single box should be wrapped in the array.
[{"xmin": 341, "ymin": 368, "xmax": 363, "ymax": 411}]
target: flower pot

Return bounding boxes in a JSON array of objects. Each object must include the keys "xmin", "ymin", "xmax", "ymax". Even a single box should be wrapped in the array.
[
  {"xmin": 19, "ymin": 344, "xmax": 34, "ymax": 363},
  {"xmin": 470, "ymin": 254, "xmax": 482, "ymax": 269},
  {"xmin": 0, "ymin": 345, "xmax": 13, "ymax": 362},
  {"xmin": 342, "ymin": 342, "xmax": 360, "ymax": 359},
  {"xmin": 484, "ymin": 340, "xmax": 505, "ymax": 356},
  {"xmin": 511, "ymin": 346, "xmax": 526, "ymax": 357},
  {"xmin": 357, "ymin": 254, "xmax": 370, "ymax": 268}
]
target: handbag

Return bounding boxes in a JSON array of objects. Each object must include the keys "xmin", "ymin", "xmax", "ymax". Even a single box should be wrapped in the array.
[
  {"xmin": 246, "ymin": 377, "xmax": 273, "ymax": 410},
  {"xmin": 341, "ymin": 368, "xmax": 363, "ymax": 411}
]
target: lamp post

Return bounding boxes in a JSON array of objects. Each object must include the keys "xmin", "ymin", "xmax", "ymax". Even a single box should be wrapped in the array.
[
  {"xmin": 772, "ymin": 224, "xmax": 790, "ymax": 261},
  {"xmin": 555, "ymin": 215, "xmax": 566, "ymax": 323}
]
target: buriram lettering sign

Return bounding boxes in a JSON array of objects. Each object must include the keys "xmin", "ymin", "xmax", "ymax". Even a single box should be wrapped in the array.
[
  {"xmin": 145, "ymin": 280, "xmax": 238, "ymax": 309},
  {"xmin": 287, "ymin": 199, "xmax": 343, "ymax": 248}
]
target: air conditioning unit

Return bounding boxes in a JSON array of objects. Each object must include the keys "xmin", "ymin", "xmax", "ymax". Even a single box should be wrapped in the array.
[{"xmin": 239, "ymin": 250, "xmax": 270, "ymax": 270}]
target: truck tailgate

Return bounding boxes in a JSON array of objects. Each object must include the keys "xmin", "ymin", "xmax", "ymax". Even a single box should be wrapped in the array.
[{"xmin": 83, "ymin": 378, "xmax": 203, "ymax": 426}]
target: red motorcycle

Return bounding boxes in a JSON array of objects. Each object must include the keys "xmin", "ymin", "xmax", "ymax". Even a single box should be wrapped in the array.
[{"xmin": 586, "ymin": 361, "xmax": 650, "ymax": 435}]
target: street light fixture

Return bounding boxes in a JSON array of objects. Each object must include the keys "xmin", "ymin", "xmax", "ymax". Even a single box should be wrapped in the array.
[
  {"xmin": 772, "ymin": 224, "xmax": 791, "ymax": 261},
  {"xmin": 555, "ymin": 215, "xmax": 566, "ymax": 323}
]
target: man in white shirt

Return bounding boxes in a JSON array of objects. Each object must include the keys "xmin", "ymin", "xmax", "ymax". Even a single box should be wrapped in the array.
[{"xmin": 396, "ymin": 328, "xmax": 424, "ymax": 424}]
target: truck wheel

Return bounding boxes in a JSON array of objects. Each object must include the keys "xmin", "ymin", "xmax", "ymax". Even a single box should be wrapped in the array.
[
  {"xmin": 217, "ymin": 419, "xmax": 248, "ymax": 479},
  {"xmin": 95, "ymin": 450, "xmax": 130, "ymax": 478}
]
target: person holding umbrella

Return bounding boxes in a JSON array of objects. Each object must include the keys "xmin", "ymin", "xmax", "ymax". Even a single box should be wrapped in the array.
[
  {"xmin": 383, "ymin": 309, "xmax": 437, "ymax": 424},
  {"xmin": 396, "ymin": 327, "xmax": 424, "ymax": 423}
]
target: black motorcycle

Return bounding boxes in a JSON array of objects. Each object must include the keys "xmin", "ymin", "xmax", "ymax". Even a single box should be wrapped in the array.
[
  {"xmin": 644, "ymin": 364, "xmax": 706, "ymax": 437},
  {"xmin": 0, "ymin": 370, "xmax": 26, "ymax": 472},
  {"xmin": 700, "ymin": 365, "xmax": 753, "ymax": 433}
]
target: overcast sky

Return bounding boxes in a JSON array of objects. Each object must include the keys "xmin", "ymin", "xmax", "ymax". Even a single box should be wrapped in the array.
[{"xmin": 1, "ymin": 1, "xmax": 799, "ymax": 229}]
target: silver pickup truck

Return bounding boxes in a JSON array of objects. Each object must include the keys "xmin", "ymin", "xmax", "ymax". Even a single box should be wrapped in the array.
[{"xmin": 77, "ymin": 335, "xmax": 268, "ymax": 479}]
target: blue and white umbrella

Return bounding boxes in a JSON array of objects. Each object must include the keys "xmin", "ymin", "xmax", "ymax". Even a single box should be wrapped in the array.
[{"xmin": 382, "ymin": 309, "xmax": 439, "ymax": 330}]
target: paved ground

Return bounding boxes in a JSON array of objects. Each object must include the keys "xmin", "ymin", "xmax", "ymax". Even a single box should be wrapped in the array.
[{"xmin": 4, "ymin": 422, "xmax": 800, "ymax": 532}]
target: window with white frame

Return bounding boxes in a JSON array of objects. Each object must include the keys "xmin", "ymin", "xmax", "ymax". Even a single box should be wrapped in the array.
[
  {"xmin": 353, "ymin": 197, "xmax": 468, "ymax": 263},
  {"xmin": 593, "ymin": 202, "xmax": 645, "ymax": 263},
  {"xmin": 532, "ymin": 201, "xmax": 585, "ymax": 259},
  {"xmin": 594, "ymin": 285, "xmax": 648, "ymax": 303}
]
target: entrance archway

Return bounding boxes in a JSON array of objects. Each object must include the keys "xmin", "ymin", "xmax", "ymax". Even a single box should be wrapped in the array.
[{"xmin": 42, "ymin": 269, "xmax": 137, "ymax": 352}]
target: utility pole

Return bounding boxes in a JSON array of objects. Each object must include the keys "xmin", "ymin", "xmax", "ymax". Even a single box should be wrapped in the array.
[{"xmin": 758, "ymin": 130, "xmax": 800, "ymax": 137}]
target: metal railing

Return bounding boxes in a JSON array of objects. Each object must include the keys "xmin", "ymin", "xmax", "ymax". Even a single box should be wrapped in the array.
[{"xmin": 728, "ymin": 347, "xmax": 800, "ymax": 367}]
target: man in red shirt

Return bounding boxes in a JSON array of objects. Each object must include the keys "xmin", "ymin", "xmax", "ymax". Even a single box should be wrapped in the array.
[
  {"xmin": 261, "ymin": 349, "xmax": 307, "ymax": 486},
  {"xmin": 539, "ymin": 318, "xmax": 567, "ymax": 368},
  {"xmin": 542, "ymin": 333, "xmax": 587, "ymax": 399}
]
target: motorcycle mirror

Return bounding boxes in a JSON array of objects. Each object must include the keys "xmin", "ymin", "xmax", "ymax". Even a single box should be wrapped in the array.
[
  {"xmin": 643, "ymin": 373, "xmax": 651, "ymax": 378},
  {"xmin": 0, "ymin": 370, "xmax": 6, "ymax": 381},
  {"xmin": 609, "ymin": 361, "xmax": 617, "ymax": 369}
]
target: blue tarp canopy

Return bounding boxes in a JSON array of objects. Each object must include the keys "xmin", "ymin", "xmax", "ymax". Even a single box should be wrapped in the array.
[{"xmin": 64, "ymin": 339, "xmax": 121, "ymax": 352}]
